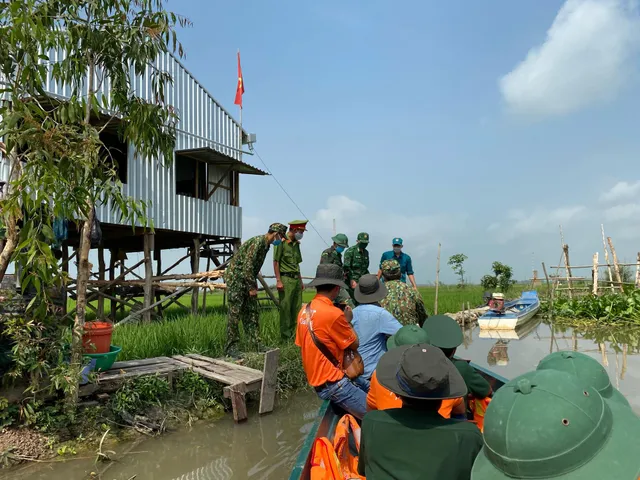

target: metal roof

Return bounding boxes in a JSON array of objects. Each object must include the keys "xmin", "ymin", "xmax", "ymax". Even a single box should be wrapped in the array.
[{"xmin": 175, "ymin": 147, "xmax": 268, "ymax": 176}]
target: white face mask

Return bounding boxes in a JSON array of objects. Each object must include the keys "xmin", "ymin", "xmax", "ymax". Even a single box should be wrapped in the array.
[
  {"xmin": 294, "ymin": 232, "xmax": 304, "ymax": 241},
  {"xmin": 393, "ymin": 247, "xmax": 402, "ymax": 254}
]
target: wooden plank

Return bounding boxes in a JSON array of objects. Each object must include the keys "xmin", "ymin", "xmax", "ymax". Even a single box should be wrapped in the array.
[
  {"xmin": 110, "ymin": 357, "xmax": 173, "ymax": 370},
  {"xmin": 176, "ymin": 356, "xmax": 262, "ymax": 384},
  {"xmin": 259, "ymin": 349, "xmax": 280, "ymax": 415},
  {"xmin": 98, "ymin": 363, "xmax": 185, "ymax": 382},
  {"xmin": 229, "ymin": 382, "xmax": 248, "ymax": 423},
  {"xmin": 222, "ymin": 381, "xmax": 262, "ymax": 398},
  {"xmin": 172, "ymin": 355, "xmax": 240, "ymax": 384},
  {"xmin": 185, "ymin": 354, "xmax": 263, "ymax": 376},
  {"xmin": 78, "ymin": 367, "xmax": 181, "ymax": 397}
]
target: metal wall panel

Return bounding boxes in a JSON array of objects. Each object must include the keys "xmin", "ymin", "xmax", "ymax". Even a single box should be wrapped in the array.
[{"xmin": 27, "ymin": 48, "xmax": 246, "ymax": 239}]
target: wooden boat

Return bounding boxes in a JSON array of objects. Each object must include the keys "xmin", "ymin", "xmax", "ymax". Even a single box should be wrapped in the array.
[
  {"xmin": 479, "ymin": 315, "xmax": 542, "ymax": 340},
  {"xmin": 478, "ymin": 290, "xmax": 540, "ymax": 330},
  {"xmin": 288, "ymin": 362, "xmax": 508, "ymax": 480}
]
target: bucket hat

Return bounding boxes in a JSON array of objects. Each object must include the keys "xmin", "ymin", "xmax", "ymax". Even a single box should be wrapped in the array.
[
  {"xmin": 536, "ymin": 350, "xmax": 630, "ymax": 407},
  {"xmin": 381, "ymin": 259, "xmax": 401, "ymax": 276},
  {"xmin": 331, "ymin": 233, "xmax": 349, "ymax": 248},
  {"xmin": 354, "ymin": 274, "xmax": 388, "ymax": 304},
  {"xmin": 377, "ymin": 344, "xmax": 467, "ymax": 401},
  {"xmin": 356, "ymin": 232, "xmax": 370, "ymax": 244},
  {"xmin": 307, "ymin": 264, "xmax": 348, "ymax": 289},
  {"xmin": 471, "ymin": 369, "xmax": 640, "ymax": 480},
  {"xmin": 268, "ymin": 223, "xmax": 288, "ymax": 236},
  {"xmin": 422, "ymin": 315, "xmax": 463, "ymax": 349},
  {"xmin": 387, "ymin": 324, "xmax": 429, "ymax": 350}
]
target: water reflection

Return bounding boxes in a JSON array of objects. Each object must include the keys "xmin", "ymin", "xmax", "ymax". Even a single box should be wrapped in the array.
[{"xmin": 459, "ymin": 317, "xmax": 640, "ymax": 413}]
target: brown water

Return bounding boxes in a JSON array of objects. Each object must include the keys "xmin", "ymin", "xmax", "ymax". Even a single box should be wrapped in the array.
[{"xmin": 6, "ymin": 318, "xmax": 640, "ymax": 479}]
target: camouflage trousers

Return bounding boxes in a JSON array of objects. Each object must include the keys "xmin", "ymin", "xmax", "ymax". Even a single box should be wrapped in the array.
[{"xmin": 225, "ymin": 286, "xmax": 260, "ymax": 353}]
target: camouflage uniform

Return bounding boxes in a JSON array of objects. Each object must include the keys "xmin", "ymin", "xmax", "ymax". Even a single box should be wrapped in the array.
[
  {"xmin": 224, "ymin": 223, "xmax": 287, "ymax": 354},
  {"xmin": 343, "ymin": 232, "xmax": 370, "ymax": 304},
  {"xmin": 379, "ymin": 259, "xmax": 428, "ymax": 326},
  {"xmin": 320, "ymin": 233, "xmax": 353, "ymax": 307}
]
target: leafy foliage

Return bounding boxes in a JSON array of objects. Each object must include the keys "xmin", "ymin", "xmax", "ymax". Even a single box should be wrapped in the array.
[
  {"xmin": 447, "ymin": 253, "xmax": 468, "ymax": 288},
  {"xmin": 480, "ymin": 261, "xmax": 516, "ymax": 293},
  {"xmin": 548, "ymin": 290, "xmax": 640, "ymax": 325}
]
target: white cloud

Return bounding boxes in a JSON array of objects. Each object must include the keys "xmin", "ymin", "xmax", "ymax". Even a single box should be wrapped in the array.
[
  {"xmin": 600, "ymin": 180, "xmax": 640, "ymax": 202},
  {"xmin": 604, "ymin": 202, "xmax": 640, "ymax": 221},
  {"xmin": 488, "ymin": 205, "xmax": 587, "ymax": 243},
  {"xmin": 499, "ymin": 0, "xmax": 640, "ymax": 117}
]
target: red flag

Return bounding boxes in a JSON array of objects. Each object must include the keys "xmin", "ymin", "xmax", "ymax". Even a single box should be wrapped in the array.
[{"xmin": 234, "ymin": 51, "xmax": 244, "ymax": 107}]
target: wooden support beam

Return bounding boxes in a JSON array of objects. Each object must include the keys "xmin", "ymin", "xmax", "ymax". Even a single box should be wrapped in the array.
[
  {"xmin": 97, "ymin": 247, "xmax": 105, "ymax": 319},
  {"xmin": 191, "ymin": 238, "xmax": 200, "ymax": 314},
  {"xmin": 229, "ymin": 382, "xmax": 248, "ymax": 423},
  {"xmin": 563, "ymin": 244, "xmax": 573, "ymax": 300},
  {"xmin": 206, "ymin": 164, "xmax": 234, "ymax": 201},
  {"xmin": 202, "ymin": 253, "xmax": 211, "ymax": 311},
  {"xmin": 155, "ymin": 247, "xmax": 163, "ymax": 318},
  {"xmin": 108, "ymin": 249, "xmax": 116, "ymax": 321},
  {"xmin": 257, "ymin": 273, "xmax": 278, "ymax": 306},
  {"xmin": 160, "ymin": 252, "xmax": 190, "ymax": 276},
  {"xmin": 601, "ymin": 225, "xmax": 615, "ymax": 293},
  {"xmin": 259, "ymin": 349, "xmax": 280, "ymax": 415},
  {"xmin": 143, "ymin": 233, "xmax": 154, "ymax": 323}
]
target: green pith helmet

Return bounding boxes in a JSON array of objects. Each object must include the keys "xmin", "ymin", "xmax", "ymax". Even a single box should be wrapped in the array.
[
  {"xmin": 387, "ymin": 324, "xmax": 429, "ymax": 350},
  {"xmin": 422, "ymin": 315, "xmax": 463, "ymax": 349},
  {"xmin": 268, "ymin": 223, "xmax": 287, "ymax": 236},
  {"xmin": 381, "ymin": 259, "xmax": 401, "ymax": 275},
  {"xmin": 471, "ymin": 369, "xmax": 640, "ymax": 480},
  {"xmin": 331, "ymin": 233, "xmax": 349, "ymax": 248},
  {"xmin": 536, "ymin": 350, "xmax": 630, "ymax": 408},
  {"xmin": 357, "ymin": 232, "xmax": 370, "ymax": 244}
]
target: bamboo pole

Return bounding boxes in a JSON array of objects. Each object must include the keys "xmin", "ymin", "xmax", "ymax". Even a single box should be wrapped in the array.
[
  {"xmin": 143, "ymin": 233, "xmax": 154, "ymax": 323},
  {"xmin": 635, "ymin": 253, "xmax": 640, "ymax": 288},
  {"xmin": 549, "ymin": 263, "xmax": 640, "ymax": 269},
  {"xmin": 600, "ymin": 342, "xmax": 609, "ymax": 367},
  {"xmin": 592, "ymin": 252, "xmax": 599, "ymax": 295},
  {"xmin": 606, "ymin": 237, "xmax": 623, "ymax": 292},
  {"xmin": 601, "ymin": 225, "xmax": 615, "ymax": 293},
  {"xmin": 542, "ymin": 262, "xmax": 553, "ymax": 313},
  {"xmin": 563, "ymin": 244, "xmax": 573, "ymax": 300},
  {"xmin": 434, "ymin": 243, "xmax": 441, "ymax": 315},
  {"xmin": 191, "ymin": 238, "xmax": 200, "ymax": 314}
]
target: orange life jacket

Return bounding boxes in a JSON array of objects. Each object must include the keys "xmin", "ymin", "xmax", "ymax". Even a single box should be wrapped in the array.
[
  {"xmin": 332, "ymin": 414, "xmax": 365, "ymax": 480},
  {"xmin": 469, "ymin": 396, "xmax": 491, "ymax": 432},
  {"xmin": 310, "ymin": 437, "xmax": 343, "ymax": 480}
]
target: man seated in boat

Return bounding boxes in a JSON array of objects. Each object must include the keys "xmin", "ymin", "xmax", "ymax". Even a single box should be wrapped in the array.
[
  {"xmin": 351, "ymin": 274, "xmax": 402, "ymax": 391},
  {"xmin": 366, "ymin": 324, "xmax": 467, "ymax": 419},
  {"xmin": 295, "ymin": 264, "xmax": 368, "ymax": 420},
  {"xmin": 358, "ymin": 344, "xmax": 483, "ymax": 480},
  {"xmin": 471, "ymin": 368, "xmax": 640, "ymax": 479},
  {"xmin": 423, "ymin": 315, "xmax": 492, "ymax": 401}
]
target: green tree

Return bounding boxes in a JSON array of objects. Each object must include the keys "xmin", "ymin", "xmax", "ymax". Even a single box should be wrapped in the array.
[
  {"xmin": 480, "ymin": 262, "xmax": 516, "ymax": 293},
  {"xmin": 447, "ymin": 253, "xmax": 468, "ymax": 287},
  {"xmin": 0, "ymin": 0, "xmax": 190, "ymax": 404},
  {"xmin": 480, "ymin": 274, "xmax": 498, "ymax": 290}
]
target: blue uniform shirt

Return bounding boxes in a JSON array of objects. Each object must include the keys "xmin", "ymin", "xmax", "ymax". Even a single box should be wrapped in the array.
[{"xmin": 379, "ymin": 251, "xmax": 414, "ymax": 283}]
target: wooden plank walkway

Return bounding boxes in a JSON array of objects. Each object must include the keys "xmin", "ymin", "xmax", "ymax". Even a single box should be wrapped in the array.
[{"xmin": 78, "ymin": 350, "xmax": 281, "ymax": 423}]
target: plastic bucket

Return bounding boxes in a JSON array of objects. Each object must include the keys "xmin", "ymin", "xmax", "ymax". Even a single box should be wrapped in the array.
[{"xmin": 82, "ymin": 321, "xmax": 113, "ymax": 354}]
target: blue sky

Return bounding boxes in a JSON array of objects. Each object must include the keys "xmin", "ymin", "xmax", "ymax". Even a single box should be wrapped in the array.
[
  {"xmin": 59, "ymin": 0, "xmax": 639, "ymax": 286},
  {"xmin": 160, "ymin": 0, "xmax": 640, "ymax": 284}
]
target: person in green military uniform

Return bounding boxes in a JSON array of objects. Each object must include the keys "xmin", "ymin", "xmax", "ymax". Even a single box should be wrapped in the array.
[
  {"xmin": 319, "ymin": 233, "xmax": 353, "ymax": 307},
  {"xmin": 224, "ymin": 222, "xmax": 288, "ymax": 358},
  {"xmin": 379, "ymin": 259, "xmax": 428, "ymax": 326},
  {"xmin": 471, "ymin": 368, "xmax": 640, "ymax": 479},
  {"xmin": 422, "ymin": 315, "xmax": 492, "ymax": 400},
  {"xmin": 273, "ymin": 220, "xmax": 307, "ymax": 341},
  {"xmin": 343, "ymin": 232, "xmax": 370, "ymax": 305}
]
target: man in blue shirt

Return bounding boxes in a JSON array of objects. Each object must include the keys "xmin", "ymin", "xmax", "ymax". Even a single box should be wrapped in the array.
[
  {"xmin": 351, "ymin": 274, "xmax": 402, "ymax": 390},
  {"xmin": 377, "ymin": 237, "xmax": 418, "ymax": 289}
]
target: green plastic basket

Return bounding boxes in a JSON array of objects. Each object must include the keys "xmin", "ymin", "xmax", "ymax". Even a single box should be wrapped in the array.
[{"xmin": 83, "ymin": 345, "xmax": 122, "ymax": 372}]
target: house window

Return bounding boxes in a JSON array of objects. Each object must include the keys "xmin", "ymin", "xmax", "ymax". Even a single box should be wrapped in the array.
[
  {"xmin": 100, "ymin": 131, "xmax": 128, "ymax": 184},
  {"xmin": 175, "ymin": 151, "xmax": 207, "ymax": 200}
]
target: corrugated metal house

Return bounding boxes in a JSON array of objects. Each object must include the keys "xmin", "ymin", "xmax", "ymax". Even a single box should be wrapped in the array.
[{"xmin": 0, "ymin": 49, "xmax": 266, "ymax": 253}]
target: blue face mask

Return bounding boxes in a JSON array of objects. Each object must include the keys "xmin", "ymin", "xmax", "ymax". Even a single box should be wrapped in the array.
[
  {"xmin": 336, "ymin": 246, "xmax": 345, "ymax": 254},
  {"xmin": 272, "ymin": 238, "xmax": 282, "ymax": 246}
]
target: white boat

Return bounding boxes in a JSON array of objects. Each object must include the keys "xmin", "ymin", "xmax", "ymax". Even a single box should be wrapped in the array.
[
  {"xmin": 478, "ymin": 290, "xmax": 540, "ymax": 330},
  {"xmin": 479, "ymin": 315, "xmax": 542, "ymax": 340}
]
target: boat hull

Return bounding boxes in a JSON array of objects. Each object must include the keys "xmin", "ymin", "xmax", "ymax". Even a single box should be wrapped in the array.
[
  {"xmin": 478, "ymin": 291, "xmax": 540, "ymax": 330},
  {"xmin": 288, "ymin": 362, "xmax": 508, "ymax": 480}
]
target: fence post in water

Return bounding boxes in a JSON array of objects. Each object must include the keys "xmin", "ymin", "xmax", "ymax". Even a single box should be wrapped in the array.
[
  {"xmin": 592, "ymin": 252, "xmax": 599, "ymax": 296},
  {"xmin": 606, "ymin": 237, "xmax": 623, "ymax": 292},
  {"xmin": 601, "ymin": 225, "xmax": 615, "ymax": 293},
  {"xmin": 434, "ymin": 243, "xmax": 441, "ymax": 315},
  {"xmin": 563, "ymin": 244, "xmax": 573, "ymax": 300}
]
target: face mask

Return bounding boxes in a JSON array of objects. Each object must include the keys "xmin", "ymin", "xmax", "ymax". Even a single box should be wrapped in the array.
[
  {"xmin": 336, "ymin": 246, "xmax": 345, "ymax": 254},
  {"xmin": 294, "ymin": 232, "xmax": 304, "ymax": 241},
  {"xmin": 359, "ymin": 242, "xmax": 367, "ymax": 249},
  {"xmin": 272, "ymin": 238, "xmax": 282, "ymax": 246},
  {"xmin": 393, "ymin": 247, "xmax": 402, "ymax": 254}
]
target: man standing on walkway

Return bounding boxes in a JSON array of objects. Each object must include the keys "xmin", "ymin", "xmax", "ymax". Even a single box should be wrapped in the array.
[
  {"xmin": 377, "ymin": 237, "xmax": 418, "ymax": 289},
  {"xmin": 274, "ymin": 220, "xmax": 307, "ymax": 341},
  {"xmin": 225, "ymin": 222, "xmax": 288, "ymax": 358},
  {"xmin": 344, "ymin": 232, "xmax": 370, "ymax": 304},
  {"xmin": 320, "ymin": 233, "xmax": 352, "ymax": 307}
]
